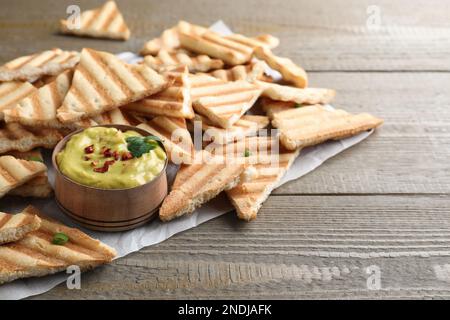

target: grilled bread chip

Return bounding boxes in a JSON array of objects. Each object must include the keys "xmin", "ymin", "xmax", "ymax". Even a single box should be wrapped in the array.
[
  {"xmin": 212, "ymin": 136, "xmax": 300, "ymax": 220},
  {"xmin": 140, "ymin": 24, "xmax": 205, "ymax": 56},
  {"xmin": 0, "ymin": 123, "xmax": 63, "ymax": 154},
  {"xmin": 0, "ymin": 211, "xmax": 41, "ymax": 245},
  {"xmin": 207, "ymin": 61, "xmax": 265, "ymax": 83},
  {"xmin": 60, "ymin": 1, "xmax": 130, "ymax": 40},
  {"xmin": 5, "ymin": 72, "xmax": 138, "ymax": 130},
  {"xmin": 57, "ymin": 48, "xmax": 167, "ymax": 123},
  {"xmin": 5, "ymin": 150, "xmax": 52, "ymax": 198},
  {"xmin": 3, "ymin": 70, "xmax": 73, "ymax": 128},
  {"xmin": 0, "ymin": 206, "xmax": 117, "ymax": 285},
  {"xmin": 254, "ymin": 46, "xmax": 308, "ymax": 88},
  {"xmin": 159, "ymin": 150, "xmax": 247, "ymax": 221},
  {"xmin": 140, "ymin": 21, "xmax": 278, "ymax": 57},
  {"xmin": 144, "ymin": 49, "xmax": 224, "ymax": 73},
  {"xmin": 8, "ymin": 175, "xmax": 53, "ymax": 198},
  {"xmin": 192, "ymin": 114, "xmax": 269, "ymax": 144},
  {"xmin": 178, "ymin": 21, "xmax": 253, "ymax": 66},
  {"xmin": 140, "ymin": 27, "xmax": 180, "ymax": 56},
  {"xmin": 260, "ymin": 97, "xmax": 323, "ymax": 119},
  {"xmin": 178, "ymin": 21, "xmax": 280, "ymax": 66},
  {"xmin": 0, "ymin": 48, "xmax": 79, "ymax": 82},
  {"xmin": 224, "ymin": 33, "xmax": 280, "ymax": 50},
  {"xmin": 122, "ymin": 66, "xmax": 193, "ymax": 119},
  {"xmin": 272, "ymin": 105, "xmax": 384, "ymax": 150},
  {"xmin": 137, "ymin": 116, "xmax": 193, "ymax": 164},
  {"xmin": 256, "ymin": 81, "xmax": 336, "ymax": 105},
  {"xmin": 191, "ymin": 75, "xmax": 262, "ymax": 128},
  {"xmin": 0, "ymin": 81, "xmax": 37, "ymax": 120},
  {"xmin": 0, "ymin": 155, "xmax": 47, "ymax": 198}
]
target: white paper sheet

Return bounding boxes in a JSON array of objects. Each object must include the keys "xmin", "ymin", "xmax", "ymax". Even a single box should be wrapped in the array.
[{"xmin": 0, "ymin": 21, "xmax": 373, "ymax": 299}]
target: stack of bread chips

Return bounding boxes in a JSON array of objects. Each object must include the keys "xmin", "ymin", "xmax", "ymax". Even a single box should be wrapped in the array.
[
  {"xmin": 0, "ymin": 206, "xmax": 116, "ymax": 285},
  {"xmin": 0, "ymin": 19, "xmax": 383, "ymax": 221},
  {"xmin": 138, "ymin": 21, "xmax": 383, "ymax": 221}
]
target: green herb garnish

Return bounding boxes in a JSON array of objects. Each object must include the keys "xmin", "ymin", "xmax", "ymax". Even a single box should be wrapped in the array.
[
  {"xmin": 244, "ymin": 149, "xmax": 251, "ymax": 157},
  {"xmin": 52, "ymin": 232, "xmax": 69, "ymax": 245},
  {"xmin": 126, "ymin": 135, "xmax": 163, "ymax": 158},
  {"xmin": 27, "ymin": 156, "xmax": 44, "ymax": 163},
  {"xmin": 294, "ymin": 103, "xmax": 303, "ymax": 108}
]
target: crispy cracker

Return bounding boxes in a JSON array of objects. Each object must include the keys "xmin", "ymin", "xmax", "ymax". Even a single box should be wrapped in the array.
[
  {"xmin": 0, "ymin": 48, "xmax": 79, "ymax": 82},
  {"xmin": 178, "ymin": 21, "xmax": 254, "ymax": 65},
  {"xmin": 190, "ymin": 74, "xmax": 262, "ymax": 128},
  {"xmin": 192, "ymin": 113, "xmax": 269, "ymax": 144},
  {"xmin": 254, "ymin": 46, "xmax": 308, "ymax": 88},
  {"xmin": 215, "ymin": 136, "xmax": 300, "ymax": 220},
  {"xmin": 260, "ymin": 97, "xmax": 325, "ymax": 119},
  {"xmin": 256, "ymin": 81, "xmax": 336, "ymax": 105},
  {"xmin": 0, "ymin": 155, "xmax": 47, "ymax": 198},
  {"xmin": 57, "ymin": 48, "xmax": 167, "ymax": 123},
  {"xmin": 0, "ymin": 123, "xmax": 63, "ymax": 154},
  {"xmin": 137, "ymin": 116, "xmax": 194, "ymax": 164},
  {"xmin": 224, "ymin": 33, "xmax": 280, "ymax": 50},
  {"xmin": 144, "ymin": 49, "xmax": 224, "ymax": 73},
  {"xmin": 60, "ymin": 1, "xmax": 130, "ymax": 40},
  {"xmin": 5, "ymin": 149, "xmax": 52, "ymax": 198},
  {"xmin": 0, "ymin": 205, "xmax": 116, "ymax": 285},
  {"xmin": 207, "ymin": 61, "xmax": 265, "ymax": 82},
  {"xmin": 141, "ymin": 21, "xmax": 278, "ymax": 57},
  {"xmin": 159, "ymin": 150, "xmax": 247, "ymax": 221},
  {"xmin": 122, "ymin": 66, "xmax": 193, "ymax": 119},
  {"xmin": 0, "ymin": 211, "xmax": 41, "ymax": 245},
  {"xmin": 0, "ymin": 81, "xmax": 37, "ymax": 120},
  {"xmin": 4, "ymin": 70, "xmax": 73, "ymax": 128},
  {"xmin": 272, "ymin": 105, "xmax": 384, "ymax": 150}
]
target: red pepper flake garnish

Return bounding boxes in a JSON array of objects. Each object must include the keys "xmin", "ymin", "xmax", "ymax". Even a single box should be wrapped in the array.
[
  {"xmin": 121, "ymin": 151, "xmax": 133, "ymax": 161},
  {"xmin": 93, "ymin": 160, "xmax": 115, "ymax": 173},
  {"xmin": 84, "ymin": 145, "xmax": 94, "ymax": 154},
  {"xmin": 102, "ymin": 148, "xmax": 112, "ymax": 158},
  {"xmin": 112, "ymin": 150, "xmax": 120, "ymax": 161}
]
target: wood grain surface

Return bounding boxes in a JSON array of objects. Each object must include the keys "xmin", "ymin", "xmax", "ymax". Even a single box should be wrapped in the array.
[{"xmin": 0, "ymin": 0, "xmax": 449, "ymax": 299}]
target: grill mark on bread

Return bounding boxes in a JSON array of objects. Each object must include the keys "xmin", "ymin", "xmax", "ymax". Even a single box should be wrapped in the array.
[
  {"xmin": 87, "ymin": 49, "xmax": 131, "ymax": 99},
  {"xmin": 0, "ymin": 214, "xmax": 13, "ymax": 229}
]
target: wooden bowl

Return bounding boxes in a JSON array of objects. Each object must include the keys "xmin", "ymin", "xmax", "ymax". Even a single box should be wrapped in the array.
[{"xmin": 52, "ymin": 124, "xmax": 168, "ymax": 232}]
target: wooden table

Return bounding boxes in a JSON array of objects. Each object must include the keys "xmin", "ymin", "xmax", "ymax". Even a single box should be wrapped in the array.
[{"xmin": 1, "ymin": 0, "xmax": 449, "ymax": 299}]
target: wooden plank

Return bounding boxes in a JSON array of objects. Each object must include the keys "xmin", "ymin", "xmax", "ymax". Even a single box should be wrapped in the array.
[
  {"xmin": 33, "ymin": 195, "xmax": 450, "ymax": 299},
  {"xmin": 0, "ymin": 0, "xmax": 449, "ymax": 71},
  {"xmin": 274, "ymin": 71, "xmax": 450, "ymax": 195}
]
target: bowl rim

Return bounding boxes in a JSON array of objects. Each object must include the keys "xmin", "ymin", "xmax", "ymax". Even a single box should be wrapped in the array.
[{"xmin": 52, "ymin": 124, "xmax": 168, "ymax": 192}]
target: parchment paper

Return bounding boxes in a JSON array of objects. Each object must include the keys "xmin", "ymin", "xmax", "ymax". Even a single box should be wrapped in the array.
[{"xmin": 0, "ymin": 21, "xmax": 373, "ymax": 299}]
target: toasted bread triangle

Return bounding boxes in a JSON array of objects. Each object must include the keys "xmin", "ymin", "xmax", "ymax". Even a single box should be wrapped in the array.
[
  {"xmin": 122, "ymin": 66, "xmax": 194, "ymax": 119},
  {"xmin": 57, "ymin": 48, "xmax": 168, "ymax": 123},
  {"xmin": 220, "ymin": 137, "xmax": 301, "ymax": 221},
  {"xmin": 0, "ymin": 211, "xmax": 41, "ymax": 245},
  {"xmin": 254, "ymin": 46, "xmax": 308, "ymax": 88},
  {"xmin": 137, "ymin": 116, "xmax": 194, "ymax": 165},
  {"xmin": 159, "ymin": 150, "xmax": 247, "ymax": 221},
  {"xmin": 0, "ymin": 206, "xmax": 116, "ymax": 285},
  {"xmin": 144, "ymin": 49, "xmax": 224, "ymax": 73},
  {"xmin": 193, "ymin": 113, "xmax": 269, "ymax": 144},
  {"xmin": 191, "ymin": 75, "xmax": 262, "ymax": 129},
  {"xmin": 0, "ymin": 123, "xmax": 63, "ymax": 154},
  {"xmin": 60, "ymin": 1, "xmax": 130, "ymax": 40},
  {"xmin": 272, "ymin": 105, "xmax": 384, "ymax": 150},
  {"xmin": 0, "ymin": 155, "xmax": 47, "ymax": 198},
  {"xmin": 0, "ymin": 81, "xmax": 37, "ymax": 120},
  {"xmin": 5, "ymin": 149, "xmax": 52, "ymax": 199},
  {"xmin": 0, "ymin": 48, "xmax": 80, "ymax": 82},
  {"xmin": 4, "ymin": 70, "xmax": 74, "ymax": 128}
]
